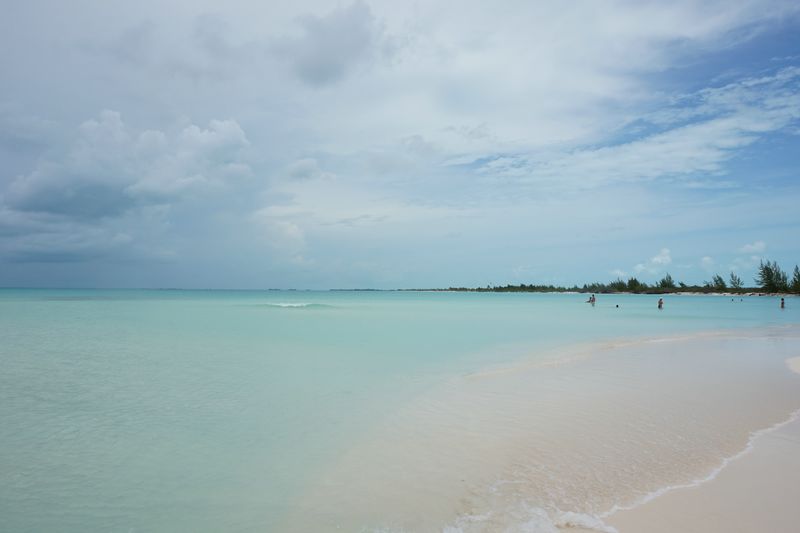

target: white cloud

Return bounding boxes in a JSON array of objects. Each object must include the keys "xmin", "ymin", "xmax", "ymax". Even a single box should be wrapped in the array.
[
  {"xmin": 651, "ymin": 248, "xmax": 672, "ymax": 266},
  {"xmin": 701, "ymin": 256, "xmax": 716, "ymax": 271},
  {"xmin": 5, "ymin": 111, "xmax": 251, "ymax": 218},
  {"xmin": 632, "ymin": 248, "xmax": 672, "ymax": 276},
  {"xmin": 476, "ymin": 67, "xmax": 800, "ymax": 189},
  {"xmin": 730, "ymin": 254, "xmax": 762, "ymax": 274},
  {"xmin": 739, "ymin": 240, "xmax": 766, "ymax": 253}
]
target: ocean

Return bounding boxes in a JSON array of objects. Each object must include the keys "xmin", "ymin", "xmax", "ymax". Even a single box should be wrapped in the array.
[{"xmin": 1, "ymin": 289, "xmax": 798, "ymax": 532}]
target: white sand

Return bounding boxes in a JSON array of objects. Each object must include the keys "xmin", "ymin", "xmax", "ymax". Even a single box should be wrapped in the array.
[
  {"xmin": 287, "ymin": 330, "xmax": 800, "ymax": 532},
  {"xmin": 602, "ymin": 356, "xmax": 800, "ymax": 533}
]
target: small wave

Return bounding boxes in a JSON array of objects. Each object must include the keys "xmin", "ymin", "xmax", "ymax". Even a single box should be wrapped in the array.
[
  {"xmin": 258, "ymin": 302, "xmax": 333, "ymax": 309},
  {"xmin": 442, "ymin": 506, "xmax": 618, "ymax": 533},
  {"xmin": 554, "ymin": 511, "xmax": 618, "ymax": 532},
  {"xmin": 43, "ymin": 296, "xmax": 124, "ymax": 301},
  {"xmin": 601, "ymin": 406, "xmax": 800, "ymax": 518}
]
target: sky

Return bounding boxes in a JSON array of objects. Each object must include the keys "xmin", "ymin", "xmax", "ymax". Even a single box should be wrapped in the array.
[{"xmin": 1, "ymin": 0, "xmax": 799, "ymax": 289}]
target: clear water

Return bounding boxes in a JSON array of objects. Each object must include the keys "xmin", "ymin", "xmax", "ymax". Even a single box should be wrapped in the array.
[{"xmin": 0, "ymin": 289, "xmax": 797, "ymax": 532}]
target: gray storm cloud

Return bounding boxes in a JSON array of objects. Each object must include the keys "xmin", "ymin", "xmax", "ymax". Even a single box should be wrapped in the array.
[
  {"xmin": 6, "ymin": 111, "xmax": 250, "ymax": 219},
  {"xmin": 276, "ymin": 1, "xmax": 385, "ymax": 86}
]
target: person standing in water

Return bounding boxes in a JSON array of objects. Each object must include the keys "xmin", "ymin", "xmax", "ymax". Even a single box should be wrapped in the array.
[
  {"xmin": 781, "ymin": 297, "xmax": 785, "ymax": 309},
  {"xmin": 658, "ymin": 298, "xmax": 664, "ymax": 310}
]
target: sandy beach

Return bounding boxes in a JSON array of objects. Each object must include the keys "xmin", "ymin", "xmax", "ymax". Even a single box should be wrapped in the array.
[
  {"xmin": 285, "ymin": 330, "xmax": 800, "ymax": 532},
  {"xmin": 599, "ymin": 356, "xmax": 800, "ymax": 533}
]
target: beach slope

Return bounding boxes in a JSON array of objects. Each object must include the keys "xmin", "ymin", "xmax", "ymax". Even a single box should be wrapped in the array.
[{"xmin": 605, "ymin": 356, "xmax": 800, "ymax": 533}]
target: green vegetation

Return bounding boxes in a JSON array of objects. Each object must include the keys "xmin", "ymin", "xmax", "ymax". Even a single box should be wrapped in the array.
[
  {"xmin": 755, "ymin": 260, "xmax": 789, "ymax": 293},
  {"xmin": 793, "ymin": 266, "xmax": 800, "ymax": 293},
  {"xmin": 442, "ymin": 260, "xmax": 800, "ymax": 295},
  {"xmin": 658, "ymin": 273, "xmax": 676, "ymax": 289},
  {"xmin": 709, "ymin": 274, "xmax": 727, "ymax": 290}
]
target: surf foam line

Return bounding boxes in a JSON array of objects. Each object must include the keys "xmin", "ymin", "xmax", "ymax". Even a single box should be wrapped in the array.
[
  {"xmin": 450, "ymin": 406, "xmax": 800, "ymax": 532},
  {"xmin": 442, "ymin": 355, "xmax": 800, "ymax": 533},
  {"xmin": 600, "ymin": 404, "xmax": 800, "ymax": 520},
  {"xmin": 258, "ymin": 302, "xmax": 332, "ymax": 308},
  {"xmin": 441, "ymin": 505, "xmax": 620, "ymax": 533}
]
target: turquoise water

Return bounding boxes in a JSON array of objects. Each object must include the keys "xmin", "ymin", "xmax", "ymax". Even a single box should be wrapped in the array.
[{"xmin": 0, "ymin": 289, "xmax": 797, "ymax": 532}]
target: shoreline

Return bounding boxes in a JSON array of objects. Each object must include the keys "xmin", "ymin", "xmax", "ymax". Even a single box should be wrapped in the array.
[
  {"xmin": 596, "ymin": 356, "xmax": 800, "ymax": 533},
  {"xmin": 406, "ymin": 289, "xmax": 800, "ymax": 298},
  {"xmin": 287, "ymin": 327, "xmax": 800, "ymax": 532}
]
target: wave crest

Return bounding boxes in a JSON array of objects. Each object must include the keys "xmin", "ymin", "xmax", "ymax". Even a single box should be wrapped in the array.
[{"xmin": 259, "ymin": 302, "xmax": 333, "ymax": 309}]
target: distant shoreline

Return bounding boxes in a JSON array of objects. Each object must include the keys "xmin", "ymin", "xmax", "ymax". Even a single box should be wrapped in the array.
[
  {"xmin": 2, "ymin": 287, "xmax": 798, "ymax": 297},
  {"xmin": 400, "ymin": 288, "xmax": 799, "ymax": 297}
]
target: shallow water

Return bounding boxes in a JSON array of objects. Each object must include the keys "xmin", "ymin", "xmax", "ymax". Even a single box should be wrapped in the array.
[
  {"xmin": 1, "ymin": 290, "xmax": 798, "ymax": 532},
  {"xmin": 295, "ymin": 330, "xmax": 800, "ymax": 532}
]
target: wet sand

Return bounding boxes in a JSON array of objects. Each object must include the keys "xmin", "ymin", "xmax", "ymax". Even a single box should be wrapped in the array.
[
  {"xmin": 603, "ymin": 356, "xmax": 800, "ymax": 533},
  {"xmin": 287, "ymin": 331, "xmax": 800, "ymax": 532}
]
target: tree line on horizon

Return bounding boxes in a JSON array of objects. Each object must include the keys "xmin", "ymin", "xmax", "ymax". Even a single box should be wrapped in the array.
[{"xmin": 445, "ymin": 260, "xmax": 800, "ymax": 294}]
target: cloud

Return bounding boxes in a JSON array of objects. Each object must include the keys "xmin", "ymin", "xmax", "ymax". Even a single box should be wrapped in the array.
[
  {"xmin": 476, "ymin": 67, "xmax": 800, "ymax": 189},
  {"xmin": 5, "ymin": 110, "xmax": 251, "ymax": 219},
  {"xmin": 739, "ymin": 240, "xmax": 766, "ymax": 253},
  {"xmin": 731, "ymin": 254, "xmax": 762, "ymax": 272},
  {"xmin": 701, "ymin": 256, "xmax": 716, "ymax": 271},
  {"xmin": 651, "ymin": 248, "xmax": 672, "ymax": 266},
  {"xmin": 1, "ymin": 224, "xmax": 131, "ymax": 263},
  {"xmin": 1, "ymin": 1, "xmax": 799, "ymax": 287},
  {"xmin": 633, "ymin": 248, "xmax": 672, "ymax": 275},
  {"xmin": 275, "ymin": 1, "xmax": 389, "ymax": 86},
  {"xmin": 1, "ymin": 111, "xmax": 251, "ymax": 264},
  {"xmin": 96, "ymin": 14, "xmax": 262, "ymax": 82},
  {"xmin": 251, "ymin": 208, "xmax": 311, "ymax": 266},
  {"xmin": 0, "ymin": 203, "xmax": 171, "ymax": 264},
  {"xmin": 286, "ymin": 158, "xmax": 335, "ymax": 180}
]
